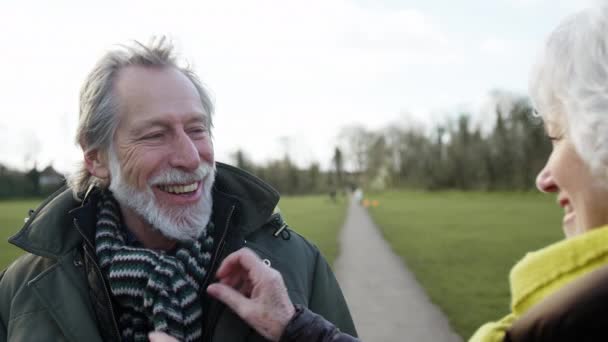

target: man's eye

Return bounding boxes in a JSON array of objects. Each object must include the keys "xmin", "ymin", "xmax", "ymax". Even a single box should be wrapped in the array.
[
  {"xmin": 189, "ymin": 127, "xmax": 209, "ymax": 135},
  {"xmin": 142, "ymin": 133, "xmax": 163, "ymax": 140}
]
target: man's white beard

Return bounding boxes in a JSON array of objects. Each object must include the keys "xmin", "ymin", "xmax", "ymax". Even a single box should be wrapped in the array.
[{"xmin": 108, "ymin": 149, "xmax": 215, "ymax": 241}]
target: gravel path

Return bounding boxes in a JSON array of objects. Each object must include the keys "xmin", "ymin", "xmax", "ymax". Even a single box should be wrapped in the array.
[{"xmin": 334, "ymin": 199, "xmax": 463, "ymax": 342}]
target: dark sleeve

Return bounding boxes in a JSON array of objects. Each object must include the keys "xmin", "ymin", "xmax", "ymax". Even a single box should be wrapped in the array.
[
  {"xmin": 505, "ymin": 264, "xmax": 608, "ymax": 342},
  {"xmin": 280, "ymin": 305, "xmax": 360, "ymax": 342},
  {"xmin": 0, "ymin": 269, "xmax": 7, "ymax": 342},
  {"xmin": 308, "ymin": 248, "xmax": 358, "ymax": 337}
]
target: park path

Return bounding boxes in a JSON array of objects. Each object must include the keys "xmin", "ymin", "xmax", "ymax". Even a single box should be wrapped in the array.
[{"xmin": 334, "ymin": 199, "xmax": 463, "ymax": 342}]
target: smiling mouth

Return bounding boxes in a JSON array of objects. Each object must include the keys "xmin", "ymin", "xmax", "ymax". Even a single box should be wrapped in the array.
[
  {"xmin": 157, "ymin": 182, "xmax": 198, "ymax": 194},
  {"xmin": 558, "ymin": 197, "xmax": 571, "ymax": 210},
  {"xmin": 558, "ymin": 197, "xmax": 576, "ymax": 224}
]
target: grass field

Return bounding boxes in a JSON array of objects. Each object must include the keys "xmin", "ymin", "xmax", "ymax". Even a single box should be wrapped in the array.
[
  {"xmin": 367, "ymin": 191, "xmax": 563, "ymax": 339},
  {"xmin": 0, "ymin": 194, "xmax": 347, "ymax": 270},
  {"xmin": 278, "ymin": 194, "xmax": 347, "ymax": 265}
]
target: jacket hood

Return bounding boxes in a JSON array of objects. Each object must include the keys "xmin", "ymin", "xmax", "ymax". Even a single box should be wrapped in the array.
[{"xmin": 8, "ymin": 162, "xmax": 280, "ymax": 258}]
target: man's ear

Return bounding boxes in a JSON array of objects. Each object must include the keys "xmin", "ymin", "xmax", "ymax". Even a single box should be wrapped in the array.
[{"xmin": 84, "ymin": 149, "xmax": 110, "ymax": 180}]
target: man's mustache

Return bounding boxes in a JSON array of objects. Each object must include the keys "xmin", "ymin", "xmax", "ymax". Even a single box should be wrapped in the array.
[{"xmin": 149, "ymin": 163, "xmax": 215, "ymax": 186}]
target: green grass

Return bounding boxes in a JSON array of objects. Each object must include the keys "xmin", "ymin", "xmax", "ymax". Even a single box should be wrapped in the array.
[
  {"xmin": 0, "ymin": 195, "xmax": 348, "ymax": 270},
  {"xmin": 367, "ymin": 191, "xmax": 563, "ymax": 340},
  {"xmin": 278, "ymin": 194, "xmax": 348, "ymax": 265},
  {"xmin": 0, "ymin": 199, "xmax": 43, "ymax": 270}
]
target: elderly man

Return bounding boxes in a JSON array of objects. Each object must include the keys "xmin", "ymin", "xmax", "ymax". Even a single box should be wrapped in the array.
[{"xmin": 0, "ymin": 38, "xmax": 356, "ymax": 342}]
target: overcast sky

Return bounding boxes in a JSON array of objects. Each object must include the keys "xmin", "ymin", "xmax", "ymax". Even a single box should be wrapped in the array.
[{"xmin": 0, "ymin": 0, "xmax": 594, "ymax": 173}]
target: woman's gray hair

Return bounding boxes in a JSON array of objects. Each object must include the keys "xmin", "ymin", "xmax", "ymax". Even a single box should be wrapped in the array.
[
  {"xmin": 68, "ymin": 37, "xmax": 214, "ymax": 198},
  {"xmin": 529, "ymin": 4, "xmax": 608, "ymax": 183}
]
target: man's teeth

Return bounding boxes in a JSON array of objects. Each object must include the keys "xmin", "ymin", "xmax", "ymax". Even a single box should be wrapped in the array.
[{"xmin": 158, "ymin": 183, "xmax": 198, "ymax": 194}]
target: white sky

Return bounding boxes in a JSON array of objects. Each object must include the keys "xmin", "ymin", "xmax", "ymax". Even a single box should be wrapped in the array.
[{"xmin": 0, "ymin": 0, "xmax": 594, "ymax": 173}]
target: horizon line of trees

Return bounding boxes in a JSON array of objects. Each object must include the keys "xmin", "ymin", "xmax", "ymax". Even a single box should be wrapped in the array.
[{"xmin": 233, "ymin": 91, "xmax": 551, "ymax": 195}]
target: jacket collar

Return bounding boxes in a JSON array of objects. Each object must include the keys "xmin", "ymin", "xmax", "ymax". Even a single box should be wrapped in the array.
[
  {"xmin": 9, "ymin": 162, "xmax": 280, "ymax": 258},
  {"xmin": 8, "ymin": 187, "xmax": 81, "ymax": 258},
  {"xmin": 212, "ymin": 162, "xmax": 279, "ymax": 236}
]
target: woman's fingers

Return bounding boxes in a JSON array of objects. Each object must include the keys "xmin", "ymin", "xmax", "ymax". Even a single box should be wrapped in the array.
[
  {"xmin": 216, "ymin": 248, "xmax": 265, "ymax": 279},
  {"xmin": 207, "ymin": 283, "xmax": 252, "ymax": 318},
  {"xmin": 148, "ymin": 331, "xmax": 179, "ymax": 342}
]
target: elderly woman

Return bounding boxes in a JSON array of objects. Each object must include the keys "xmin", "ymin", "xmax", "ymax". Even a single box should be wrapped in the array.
[{"xmin": 471, "ymin": 4, "xmax": 608, "ymax": 342}]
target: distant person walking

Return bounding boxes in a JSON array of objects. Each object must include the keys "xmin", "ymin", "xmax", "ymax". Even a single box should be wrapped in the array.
[
  {"xmin": 353, "ymin": 187, "xmax": 363, "ymax": 204},
  {"xmin": 472, "ymin": 3, "xmax": 608, "ymax": 341},
  {"xmin": 329, "ymin": 189, "xmax": 337, "ymax": 203}
]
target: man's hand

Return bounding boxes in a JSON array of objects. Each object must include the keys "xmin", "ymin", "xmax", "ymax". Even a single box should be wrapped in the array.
[{"xmin": 206, "ymin": 248, "xmax": 296, "ymax": 342}]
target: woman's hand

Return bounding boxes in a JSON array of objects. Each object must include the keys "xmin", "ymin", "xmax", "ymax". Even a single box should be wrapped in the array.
[
  {"xmin": 148, "ymin": 331, "xmax": 179, "ymax": 342},
  {"xmin": 206, "ymin": 248, "xmax": 296, "ymax": 342}
]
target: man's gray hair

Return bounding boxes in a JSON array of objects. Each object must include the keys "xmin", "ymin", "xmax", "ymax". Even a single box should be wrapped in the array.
[
  {"xmin": 529, "ymin": 4, "xmax": 608, "ymax": 184},
  {"xmin": 68, "ymin": 37, "xmax": 214, "ymax": 198}
]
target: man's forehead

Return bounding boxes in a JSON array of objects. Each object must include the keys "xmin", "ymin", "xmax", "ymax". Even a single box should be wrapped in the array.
[
  {"xmin": 113, "ymin": 65, "xmax": 208, "ymax": 123},
  {"xmin": 115, "ymin": 65, "xmax": 199, "ymax": 96}
]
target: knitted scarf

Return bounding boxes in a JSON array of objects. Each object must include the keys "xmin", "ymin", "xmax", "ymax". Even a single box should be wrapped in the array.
[{"xmin": 95, "ymin": 192, "xmax": 215, "ymax": 342}]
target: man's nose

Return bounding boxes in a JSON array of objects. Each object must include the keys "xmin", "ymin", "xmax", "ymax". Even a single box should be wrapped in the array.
[
  {"xmin": 536, "ymin": 166, "xmax": 558, "ymax": 193},
  {"xmin": 169, "ymin": 131, "xmax": 200, "ymax": 171}
]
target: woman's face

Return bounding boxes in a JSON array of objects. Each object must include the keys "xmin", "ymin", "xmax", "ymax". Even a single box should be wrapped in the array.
[{"xmin": 536, "ymin": 118, "xmax": 608, "ymax": 237}]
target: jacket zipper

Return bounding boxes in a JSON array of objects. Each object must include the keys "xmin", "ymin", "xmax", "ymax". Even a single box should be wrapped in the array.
[
  {"xmin": 74, "ymin": 218, "xmax": 122, "ymax": 340},
  {"xmin": 203, "ymin": 204, "xmax": 236, "ymax": 288},
  {"xmin": 202, "ymin": 204, "xmax": 236, "ymax": 342},
  {"xmin": 83, "ymin": 245, "xmax": 122, "ymax": 340}
]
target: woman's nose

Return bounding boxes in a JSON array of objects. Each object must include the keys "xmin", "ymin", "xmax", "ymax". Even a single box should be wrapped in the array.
[{"xmin": 536, "ymin": 166, "xmax": 558, "ymax": 193}]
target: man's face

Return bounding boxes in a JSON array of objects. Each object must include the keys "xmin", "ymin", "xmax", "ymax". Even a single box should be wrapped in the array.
[{"xmin": 108, "ymin": 65, "xmax": 215, "ymax": 240}]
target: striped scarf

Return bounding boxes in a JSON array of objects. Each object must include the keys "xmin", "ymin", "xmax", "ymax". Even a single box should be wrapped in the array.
[{"xmin": 95, "ymin": 192, "xmax": 214, "ymax": 342}]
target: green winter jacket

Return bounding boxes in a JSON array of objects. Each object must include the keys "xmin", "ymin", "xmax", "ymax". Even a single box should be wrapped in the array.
[{"xmin": 0, "ymin": 163, "xmax": 357, "ymax": 341}]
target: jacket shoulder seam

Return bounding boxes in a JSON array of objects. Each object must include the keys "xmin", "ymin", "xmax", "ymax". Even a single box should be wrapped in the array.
[
  {"xmin": 289, "ymin": 230, "xmax": 321, "ymax": 252},
  {"xmin": 8, "ymin": 308, "xmax": 49, "ymax": 322},
  {"xmin": 1, "ymin": 254, "xmax": 59, "ymax": 293},
  {"xmin": 308, "ymin": 242, "xmax": 321, "ymax": 303}
]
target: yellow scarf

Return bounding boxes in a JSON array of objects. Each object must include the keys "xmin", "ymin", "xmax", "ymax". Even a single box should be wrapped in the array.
[{"xmin": 470, "ymin": 225, "xmax": 608, "ymax": 342}]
